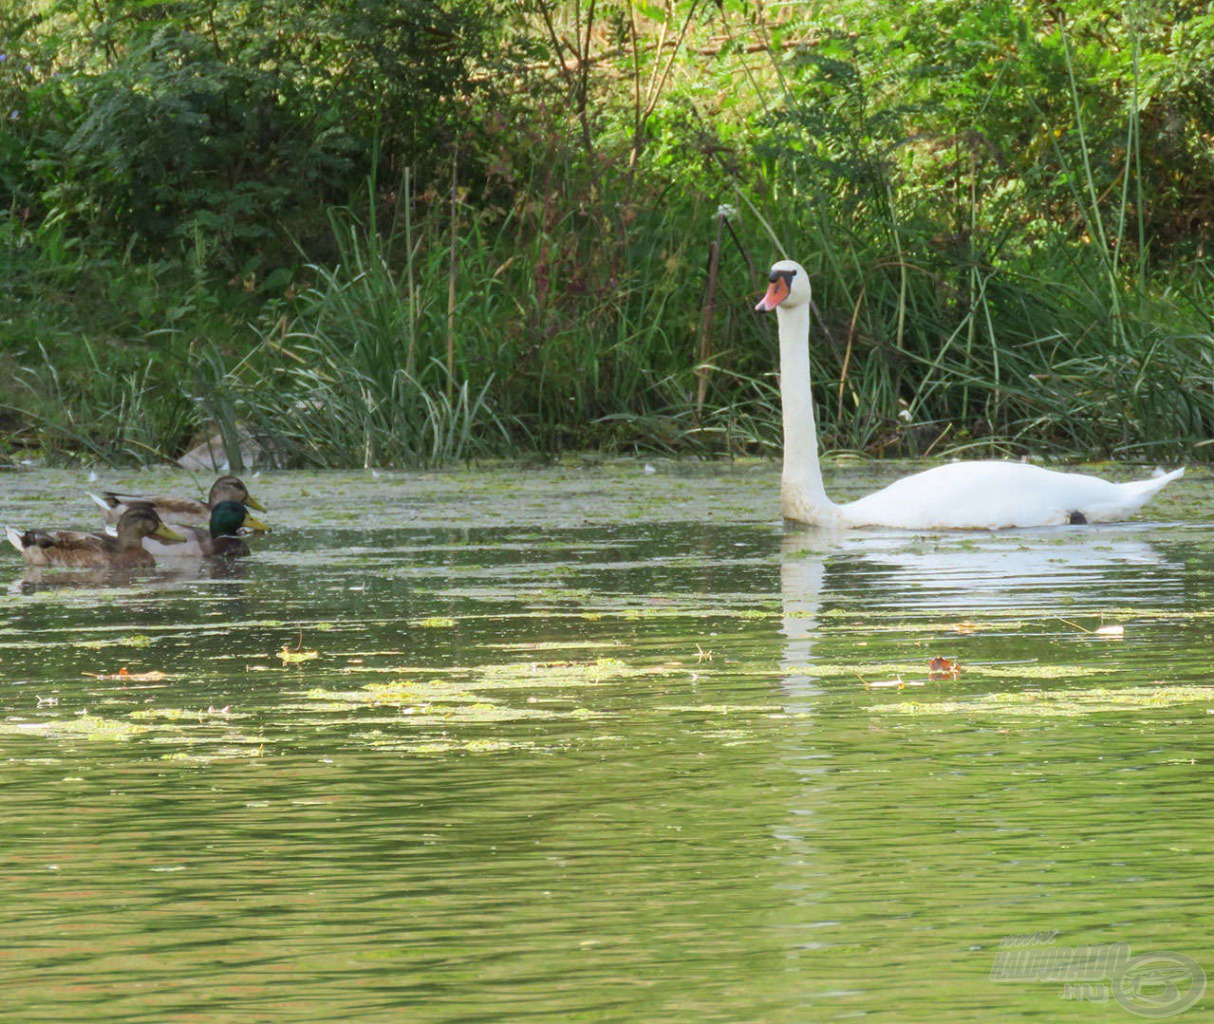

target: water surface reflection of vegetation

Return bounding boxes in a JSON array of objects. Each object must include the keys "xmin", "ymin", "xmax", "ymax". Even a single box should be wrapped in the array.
[{"xmin": 1, "ymin": 464, "xmax": 1210, "ymax": 1022}]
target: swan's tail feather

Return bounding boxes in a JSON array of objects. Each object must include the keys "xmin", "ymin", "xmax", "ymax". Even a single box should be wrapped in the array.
[
  {"xmin": 1126, "ymin": 466, "xmax": 1184, "ymax": 496},
  {"xmin": 1115, "ymin": 467, "xmax": 1185, "ymax": 512}
]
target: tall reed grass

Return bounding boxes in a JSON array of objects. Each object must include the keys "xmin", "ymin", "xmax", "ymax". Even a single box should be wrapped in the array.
[{"xmin": 5, "ymin": 189, "xmax": 1211, "ymax": 469}]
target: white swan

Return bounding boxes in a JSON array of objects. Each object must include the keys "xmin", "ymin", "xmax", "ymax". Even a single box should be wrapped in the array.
[{"xmin": 757, "ymin": 259, "xmax": 1185, "ymax": 529}]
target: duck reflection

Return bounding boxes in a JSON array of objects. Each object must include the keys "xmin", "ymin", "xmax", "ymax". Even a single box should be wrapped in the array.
[{"xmin": 10, "ymin": 558, "xmax": 249, "ymax": 596}]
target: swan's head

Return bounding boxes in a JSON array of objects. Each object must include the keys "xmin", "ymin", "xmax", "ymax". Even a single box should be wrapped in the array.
[{"xmin": 755, "ymin": 260, "xmax": 811, "ymax": 312}]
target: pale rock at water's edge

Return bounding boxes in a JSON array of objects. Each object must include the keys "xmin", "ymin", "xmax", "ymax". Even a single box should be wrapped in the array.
[{"xmin": 177, "ymin": 427, "xmax": 266, "ymax": 471}]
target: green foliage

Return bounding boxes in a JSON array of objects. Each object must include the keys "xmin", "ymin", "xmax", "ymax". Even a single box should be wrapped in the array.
[
  {"xmin": 2, "ymin": 0, "xmax": 498, "ymax": 270},
  {"xmin": 743, "ymin": 0, "xmax": 1214, "ymax": 457},
  {"xmin": 0, "ymin": 0, "xmax": 1211, "ymax": 467}
]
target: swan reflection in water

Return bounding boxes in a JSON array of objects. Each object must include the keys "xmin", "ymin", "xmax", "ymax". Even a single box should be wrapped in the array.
[{"xmin": 778, "ymin": 525, "xmax": 1183, "ymax": 704}]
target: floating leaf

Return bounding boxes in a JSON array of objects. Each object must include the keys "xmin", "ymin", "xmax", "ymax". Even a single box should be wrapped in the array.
[
  {"xmin": 279, "ymin": 647, "xmax": 319, "ymax": 664},
  {"xmin": 928, "ymin": 657, "xmax": 961, "ymax": 679}
]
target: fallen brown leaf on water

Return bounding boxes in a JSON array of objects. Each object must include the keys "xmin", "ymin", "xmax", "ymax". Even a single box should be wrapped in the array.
[
  {"xmin": 928, "ymin": 657, "xmax": 962, "ymax": 680},
  {"xmin": 83, "ymin": 667, "xmax": 168, "ymax": 682},
  {"xmin": 951, "ymin": 621, "xmax": 980, "ymax": 634}
]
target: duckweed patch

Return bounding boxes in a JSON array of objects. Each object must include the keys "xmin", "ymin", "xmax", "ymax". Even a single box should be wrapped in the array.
[
  {"xmin": 656, "ymin": 704, "xmax": 787, "ymax": 715},
  {"xmin": 478, "ymin": 657, "xmax": 665, "ymax": 689},
  {"xmin": 1, "ymin": 713, "xmax": 150, "ymax": 741},
  {"xmin": 870, "ymin": 685, "xmax": 1214, "ymax": 718},
  {"xmin": 302, "ymin": 680, "xmax": 482, "ymax": 708},
  {"xmin": 72, "ymin": 634, "xmax": 157, "ymax": 650},
  {"xmin": 399, "ymin": 738, "xmax": 542, "ymax": 754},
  {"xmin": 801, "ymin": 661, "xmax": 1112, "ymax": 682},
  {"xmin": 131, "ymin": 707, "xmax": 245, "ymax": 723},
  {"xmin": 485, "ymin": 640, "xmax": 622, "ymax": 653},
  {"xmin": 288, "ymin": 656, "xmax": 669, "ymax": 745},
  {"xmin": 304, "ymin": 659, "xmax": 669, "ymax": 704},
  {"xmin": 159, "ymin": 752, "xmax": 227, "ymax": 766},
  {"xmin": 360, "ymin": 703, "xmax": 562, "ymax": 726}
]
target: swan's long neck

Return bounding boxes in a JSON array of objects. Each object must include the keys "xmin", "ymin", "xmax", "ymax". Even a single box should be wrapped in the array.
[{"xmin": 777, "ymin": 302, "xmax": 834, "ymax": 523}]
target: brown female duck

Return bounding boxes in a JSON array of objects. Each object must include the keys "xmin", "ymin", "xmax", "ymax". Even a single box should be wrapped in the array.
[
  {"xmin": 90, "ymin": 475, "xmax": 267, "ymax": 525},
  {"xmin": 6, "ymin": 506, "xmax": 186, "ymax": 568}
]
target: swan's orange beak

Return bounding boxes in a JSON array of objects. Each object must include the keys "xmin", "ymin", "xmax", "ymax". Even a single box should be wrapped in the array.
[{"xmin": 755, "ymin": 276, "xmax": 790, "ymax": 311}]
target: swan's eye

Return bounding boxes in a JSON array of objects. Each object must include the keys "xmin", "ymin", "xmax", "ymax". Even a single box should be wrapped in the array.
[{"xmin": 769, "ymin": 269, "xmax": 796, "ymax": 285}]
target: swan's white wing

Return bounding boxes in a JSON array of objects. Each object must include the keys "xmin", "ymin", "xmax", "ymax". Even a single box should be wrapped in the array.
[{"xmin": 839, "ymin": 462, "xmax": 1182, "ymax": 530}]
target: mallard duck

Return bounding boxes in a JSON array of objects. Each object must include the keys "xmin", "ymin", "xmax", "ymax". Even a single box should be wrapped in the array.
[
  {"xmin": 142, "ymin": 500, "xmax": 268, "ymax": 560},
  {"xmin": 5, "ymin": 506, "xmax": 186, "ymax": 568},
  {"xmin": 90, "ymin": 475, "xmax": 267, "ymax": 525}
]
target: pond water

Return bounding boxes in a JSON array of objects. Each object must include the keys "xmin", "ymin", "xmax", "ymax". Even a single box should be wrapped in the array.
[{"xmin": 1, "ymin": 461, "xmax": 1211, "ymax": 1023}]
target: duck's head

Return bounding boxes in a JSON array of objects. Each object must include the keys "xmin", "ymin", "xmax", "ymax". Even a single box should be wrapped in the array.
[
  {"xmin": 755, "ymin": 260, "xmax": 811, "ymax": 311},
  {"xmin": 210, "ymin": 475, "xmax": 267, "ymax": 512},
  {"xmin": 209, "ymin": 500, "xmax": 268, "ymax": 539},
  {"xmin": 118, "ymin": 505, "xmax": 186, "ymax": 545}
]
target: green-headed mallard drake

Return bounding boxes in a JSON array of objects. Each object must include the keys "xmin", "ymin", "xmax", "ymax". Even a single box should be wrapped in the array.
[
  {"xmin": 5, "ymin": 505, "xmax": 186, "ymax": 568},
  {"xmin": 90, "ymin": 475, "xmax": 267, "ymax": 525},
  {"xmin": 143, "ymin": 500, "xmax": 268, "ymax": 560}
]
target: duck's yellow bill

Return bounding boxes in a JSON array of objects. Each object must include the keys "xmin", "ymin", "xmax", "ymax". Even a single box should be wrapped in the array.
[
  {"xmin": 153, "ymin": 523, "xmax": 187, "ymax": 543},
  {"xmin": 246, "ymin": 496, "xmax": 268, "ymax": 512},
  {"xmin": 242, "ymin": 514, "xmax": 269, "ymax": 533}
]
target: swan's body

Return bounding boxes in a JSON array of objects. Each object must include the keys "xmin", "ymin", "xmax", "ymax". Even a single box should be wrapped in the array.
[
  {"xmin": 759, "ymin": 259, "xmax": 1184, "ymax": 530},
  {"xmin": 783, "ymin": 458, "xmax": 1182, "ymax": 530}
]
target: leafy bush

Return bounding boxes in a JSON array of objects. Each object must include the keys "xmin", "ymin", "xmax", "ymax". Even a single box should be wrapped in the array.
[
  {"xmin": 0, "ymin": 0, "xmax": 1211, "ymax": 466},
  {"xmin": 2, "ymin": 0, "xmax": 498, "ymax": 270}
]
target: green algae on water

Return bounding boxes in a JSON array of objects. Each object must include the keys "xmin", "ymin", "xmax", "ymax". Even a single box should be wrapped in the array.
[
  {"xmin": 870, "ymin": 685, "xmax": 1214, "ymax": 719},
  {"xmin": 0, "ymin": 713, "xmax": 149, "ymax": 741}
]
